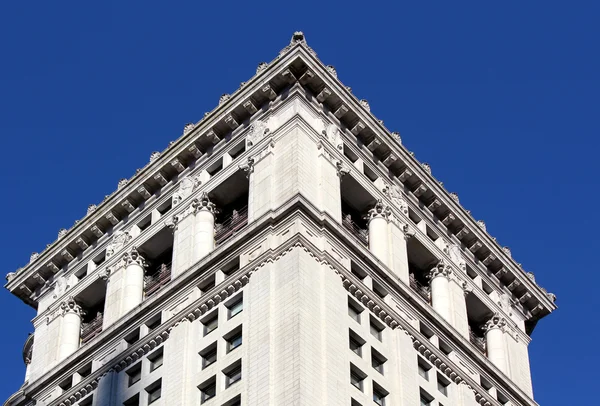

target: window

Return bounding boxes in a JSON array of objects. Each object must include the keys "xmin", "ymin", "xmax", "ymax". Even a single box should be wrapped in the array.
[
  {"xmin": 203, "ymin": 313, "xmax": 218, "ymax": 336},
  {"xmin": 371, "ymin": 349, "xmax": 386, "ymax": 374},
  {"xmin": 420, "ymin": 396, "xmax": 431, "ymax": 406},
  {"xmin": 201, "ymin": 343, "xmax": 218, "ymax": 368},
  {"xmin": 146, "ymin": 380, "xmax": 162, "ymax": 404},
  {"xmin": 370, "ymin": 318, "xmax": 384, "ymax": 341},
  {"xmin": 59, "ymin": 376, "xmax": 73, "ymax": 391},
  {"xmin": 373, "ymin": 383, "xmax": 388, "ymax": 406},
  {"xmin": 78, "ymin": 395, "xmax": 93, "ymax": 406},
  {"xmin": 437, "ymin": 374, "xmax": 449, "ymax": 396},
  {"xmin": 418, "ymin": 358, "xmax": 430, "ymax": 380},
  {"xmin": 125, "ymin": 329, "xmax": 140, "ymax": 346},
  {"xmin": 222, "ymin": 395, "xmax": 241, "ymax": 406},
  {"xmin": 123, "ymin": 393, "xmax": 139, "ymax": 406},
  {"xmin": 146, "ymin": 314, "xmax": 161, "ymax": 331},
  {"xmin": 350, "ymin": 365, "xmax": 365, "ymax": 391},
  {"xmin": 227, "ymin": 296, "xmax": 243, "ymax": 319},
  {"xmin": 348, "ymin": 298, "xmax": 362, "ymax": 322},
  {"xmin": 226, "ymin": 329, "xmax": 243, "ymax": 352},
  {"xmin": 126, "ymin": 364, "xmax": 142, "ymax": 386},
  {"xmin": 148, "ymin": 348, "xmax": 163, "ymax": 372},
  {"xmin": 224, "ymin": 361, "xmax": 242, "ymax": 387},
  {"xmin": 349, "ymin": 330, "xmax": 364, "ymax": 356},
  {"xmin": 199, "ymin": 378, "xmax": 216, "ymax": 403}
]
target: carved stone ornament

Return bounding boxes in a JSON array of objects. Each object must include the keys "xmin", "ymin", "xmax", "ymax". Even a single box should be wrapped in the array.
[
  {"xmin": 172, "ymin": 176, "xmax": 200, "ymax": 207},
  {"xmin": 382, "ymin": 184, "xmax": 408, "ymax": 216},
  {"xmin": 365, "ymin": 200, "xmax": 391, "ymax": 222},
  {"xmin": 326, "ymin": 65, "xmax": 337, "ymax": 77},
  {"xmin": 359, "ymin": 99, "xmax": 370, "ymax": 111},
  {"xmin": 449, "ymin": 192, "xmax": 460, "ymax": 203},
  {"xmin": 336, "ymin": 160, "xmax": 350, "ymax": 178},
  {"xmin": 501, "ymin": 246, "xmax": 511, "ymax": 257},
  {"xmin": 87, "ymin": 204, "xmax": 97, "ymax": 214},
  {"xmin": 183, "ymin": 123, "xmax": 195, "ymax": 135},
  {"xmin": 323, "ymin": 123, "xmax": 343, "ymax": 152},
  {"xmin": 526, "ymin": 272, "xmax": 536, "ymax": 283},
  {"xmin": 123, "ymin": 247, "xmax": 147, "ymax": 268},
  {"xmin": 117, "ymin": 178, "xmax": 128, "ymax": 189},
  {"xmin": 256, "ymin": 62, "xmax": 268, "ymax": 74},
  {"xmin": 30, "ymin": 252, "xmax": 39, "ymax": 263},
  {"xmin": 219, "ymin": 94, "xmax": 230, "ymax": 105},
  {"xmin": 239, "ymin": 157, "xmax": 255, "ymax": 178},
  {"xmin": 391, "ymin": 131, "xmax": 401, "ymax": 143},
  {"xmin": 193, "ymin": 192, "xmax": 217, "ymax": 214},
  {"xmin": 246, "ymin": 120, "xmax": 270, "ymax": 147},
  {"xmin": 106, "ymin": 230, "xmax": 131, "ymax": 258},
  {"xmin": 279, "ymin": 31, "xmax": 316, "ymax": 56},
  {"xmin": 5, "ymin": 272, "xmax": 16, "ymax": 281},
  {"xmin": 476, "ymin": 220, "xmax": 486, "ymax": 231},
  {"xmin": 483, "ymin": 314, "xmax": 507, "ymax": 332},
  {"xmin": 422, "ymin": 163, "xmax": 432, "ymax": 174},
  {"xmin": 149, "ymin": 151, "xmax": 161, "ymax": 162},
  {"xmin": 58, "ymin": 228, "xmax": 68, "ymax": 239},
  {"xmin": 98, "ymin": 268, "xmax": 111, "ymax": 281},
  {"xmin": 427, "ymin": 260, "xmax": 452, "ymax": 280},
  {"xmin": 60, "ymin": 297, "xmax": 84, "ymax": 317}
]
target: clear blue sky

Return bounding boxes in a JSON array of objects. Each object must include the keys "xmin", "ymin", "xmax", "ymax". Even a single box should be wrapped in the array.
[{"xmin": 0, "ymin": 2, "xmax": 596, "ymax": 405}]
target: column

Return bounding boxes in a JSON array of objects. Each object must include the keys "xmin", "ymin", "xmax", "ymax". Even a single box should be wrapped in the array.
[
  {"xmin": 58, "ymin": 297, "xmax": 83, "ymax": 361},
  {"xmin": 366, "ymin": 199, "xmax": 391, "ymax": 267},
  {"xmin": 428, "ymin": 261, "xmax": 452, "ymax": 322},
  {"xmin": 192, "ymin": 192, "xmax": 217, "ymax": 263},
  {"xmin": 121, "ymin": 247, "xmax": 147, "ymax": 315},
  {"xmin": 484, "ymin": 315, "xmax": 508, "ymax": 374}
]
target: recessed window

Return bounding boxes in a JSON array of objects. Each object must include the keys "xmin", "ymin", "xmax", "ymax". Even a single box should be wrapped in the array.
[
  {"xmin": 227, "ymin": 296, "xmax": 243, "ymax": 319},
  {"xmin": 418, "ymin": 358, "xmax": 430, "ymax": 381},
  {"xmin": 348, "ymin": 298, "xmax": 362, "ymax": 323},
  {"xmin": 437, "ymin": 374, "xmax": 450, "ymax": 396},
  {"xmin": 146, "ymin": 314, "xmax": 161, "ymax": 331},
  {"xmin": 199, "ymin": 377, "xmax": 216, "ymax": 404},
  {"xmin": 146, "ymin": 380, "xmax": 162, "ymax": 405},
  {"xmin": 372, "ymin": 281, "xmax": 388, "ymax": 299},
  {"xmin": 148, "ymin": 348, "xmax": 163, "ymax": 372},
  {"xmin": 371, "ymin": 349, "xmax": 387, "ymax": 374},
  {"xmin": 203, "ymin": 313, "xmax": 218, "ymax": 336},
  {"xmin": 222, "ymin": 395, "xmax": 241, "ymax": 406},
  {"xmin": 226, "ymin": 328, "xmax": 243, "ymax": 352},
  {"xmin": 350, "ymin": 365, "xmax": 365, "ymax": 392},
  {"xmin": 126, "ymin": 364, "xmax": 142, "ymax": 386},
  {"xmin": 124, "ymin": 329, "xmax": 140, "ymax": 346},
  {"xmin": 224, "ymin": 361, "xmax": 242, "ymax": 387},
  {"xmin": 79, "ymin": 395, "xmax": 93, "ymax": 406},
  {"xmin": 199, "ymin": 275, "xmax": 216, "ymax": 295},
  {"xmin": 349, "ymin": 330, "xmax": 364, "ymax": 357},
  {"xmin": 370, "ymin": 318, "xmax": 384, "ymax": 341},
  {"xmin": 200, "ymin": 343, "xmax": 218, "ymax": 369},
  {"xmin": 59, "ymin": 376, "xmax": 73, "ymax": 391},
  {"xmin": 373, "ymin": 383, "xmax": 388, "ymax": 406},
  {"xmin": 123, "ymin": 393, "xmax": 139, "ymax": 406},
  {"xmin": 420, "ymin": 389, "xmax": 433, "ymax": 406}
]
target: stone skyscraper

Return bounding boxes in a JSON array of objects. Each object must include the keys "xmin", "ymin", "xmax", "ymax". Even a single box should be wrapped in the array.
[{"xmin": 4, "ymin": 33, "xmax": 556, "ymax": 406}]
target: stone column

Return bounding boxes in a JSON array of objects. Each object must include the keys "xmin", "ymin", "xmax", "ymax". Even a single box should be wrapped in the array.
[
  {"xmin": 192, "ymin": 192, "xmax": 217, "ymax": 263},
  {"xmin": 428, "ymin": 261, "xmax": 452, "ymax": 322},
  {"xmin": 484, "ymin": 315, "xmax": 508, "ymax": 374},
  {"xmin": 366, "ymin": 200, "xmax": 391, "ymax": 267},
  {"xmin": 121, "ymin": 247, "xmax": 147, "ymax": 315},
  {"xmin": 58, "ymin": 297, "xmax": 83, "ymax": 361}
]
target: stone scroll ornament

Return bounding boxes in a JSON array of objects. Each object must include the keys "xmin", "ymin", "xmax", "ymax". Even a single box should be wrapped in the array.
[
  {"xmin": 323, "ymin": 123, "xmax": 343, "ymax": 152},
  {"xmin": 172, "ymin": 176, "xmax": 201, "ymax": 207},
  {"xmin": 106, "ymin": 230, "xmax": 131, "ymax": 258},
  {"xmin": 246, "ymin": 120, "xmax": 270, "ymax": 147}
]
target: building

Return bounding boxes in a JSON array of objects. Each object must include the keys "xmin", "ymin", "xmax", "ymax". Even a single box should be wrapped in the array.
[{"xmin": 4, "ymin": 32, "xmax": 556, "ymax": 406}]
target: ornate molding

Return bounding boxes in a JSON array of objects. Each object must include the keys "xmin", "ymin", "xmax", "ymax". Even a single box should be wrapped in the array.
[
  {"xmin": 484, "ymin": 314, "xmax": 507, "ymax": 333},
  {"xmin": 365, "ymin": 200, "xmax": 391, "ymax": 222},
  {"xmin": 382, "ymin": 183, "xmax": 408, "ymax": 216},
  {"xmin": 335, "ymin": 160, "xmax": 350, "ymax": 178},
  {"xmin": 105, "ymin": 231, "xmax": 131, "ymax": 259},
  {"xmin": 428, "ymin": 260, "xmax": 452, "ymax": 280},
  {"xmin": 122, "ymin": 247, "xmax": 147, "ymax": 268},
  {"xmin": 246, "ymin": 119, "xmax": 270, "ymax": 147},
  {"xmin": 239, "ymin": 156, "xmax": 255, "ymax": 178},
  {"xmin": 192, "ymin": 192, "xmax": 217, "ymax": 214},
  {"xmin": 60, "ymin": 297, "xmax": 84, "ymax": 317},
  {"xmin": 172, "ymin": 176, "xmax": 201, "ymax": 207}
]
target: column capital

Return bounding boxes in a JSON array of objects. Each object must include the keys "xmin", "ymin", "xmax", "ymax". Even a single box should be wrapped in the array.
[
  {"xmin": 60, "ymin": 297, "xmax": 84, "ymax": 317},
  {"xmin": 122, "ymin": 247, "xmax": 147, "ymax": 268},
  {"xmin": 239, "ymin": 157, "xmax": 255, "ymax": 178},
  {"xmin": 484, "ymin": 314, "xmax": 507, "ymax": 333},
  {"xmin": 427, "ymin": 260, "xmax": 452, "ymax": 280},
  {"xmin": 192, "ymin": 192, "xmax": 217, "ymax": 214},
  {"xmin": 97, "ymin": 268, "xmax": 111, "ymax": 282},
  {"xmin": 365, "ymin": 200, "xmax": 391, "ymax": 222}
]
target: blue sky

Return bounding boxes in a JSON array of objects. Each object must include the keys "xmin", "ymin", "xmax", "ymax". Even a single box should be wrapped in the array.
[{"xmin": 0, "ymin": 2, "xmax": 597, "ymax": 404}]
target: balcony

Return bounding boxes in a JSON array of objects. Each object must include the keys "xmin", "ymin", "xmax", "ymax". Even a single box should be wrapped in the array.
[
  {"xmin": 409, "ymin": 273, "xmax": 431, "ymax": 303},
  {"xmin": 342, "ymin": 214, "xmax": 368, "ymax": 246},
  {"xmin": 81, "ymin": 312, "xmax": 103, "ymax": 344},
  {"xmin": 469, "ymin": 328, "xmax": 487, "ymax": 355},
  {"xmin": 144, "ymin": 263, "xmax": 172, "ymax": 298},
  {"xmin": 215, "ymin": 206, "xmax": 248, "ymax": 246}
]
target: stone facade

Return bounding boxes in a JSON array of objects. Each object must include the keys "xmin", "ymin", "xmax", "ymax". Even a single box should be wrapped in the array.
[{"xmin": 4, "ymin": 33, "xmax": 555, "ymax": 406}]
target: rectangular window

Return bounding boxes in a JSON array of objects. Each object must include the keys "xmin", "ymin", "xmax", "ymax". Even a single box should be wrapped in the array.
[
  {"xmin": 200, "ymin": 344, "xmax": 217, "ymax": 369},
  {"xmin": 349, "ymin": 335, "xmax": 363, "ymax": 357},
  {"xmin": 418, "ymin": 358, "xmax": 430, "ymax": 381},
  {"xmin": 148, "ymin": 348, "xmax": 163, "ymax": 372},
  {"xmin": 225, "ymin": 362, "xmax": 242, "ymax": 387},
  {"xmin": 348, "ymin": 299, "xmax": 362, "ymax": 323},
  {"xmin": 370, "ymin": 319, "xmax": 383, "ymax": 341},
  {"xmin": 126, "ymin": 364, "xmax": 141, "ymax": 386},
  {"xmin": 420, "ymin": 395, "xmax": 431, "ymax": 406},
  {"xmin": 203, "ymin": 314, "xmax": 218, "ymax": 336},
  {"xmin": 373, "ymin": 383, "xmax": 388, "ymax": 406},
  {"xmin": 199, "ymin": 379, "xmax": 216, "ymax": 404},
  {"xmin": 226, "ymin": 330, "xmax": 243, "ymax": 352},
  {"xmin": 350, "ymin": 365, "xmax": 365, "ymax": 392},
  {"xmin": 227, "ymin": 297, "xmax": 243, "ymax": 319},
  {"xmin": 371, "ymin": 349, "xmax": 387, "ymax": 374},
  {"xmin": 437, "ymin": 375, "xmax": 449, "ymax": 396},
  {"xmin": 123, "ymin": 394, "xmax": 139, "ymax": 406},
  {"xmin": 146, "ymin": 380, "xmax": 161, "ymax": 405}
]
